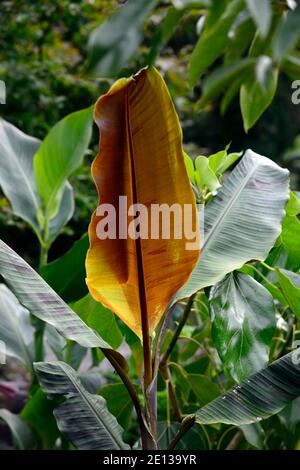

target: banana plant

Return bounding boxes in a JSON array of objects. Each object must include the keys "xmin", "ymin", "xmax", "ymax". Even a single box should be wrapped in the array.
[{"xmin": 1, "ymin": 67, "xmax": 300, "ymax": 451}]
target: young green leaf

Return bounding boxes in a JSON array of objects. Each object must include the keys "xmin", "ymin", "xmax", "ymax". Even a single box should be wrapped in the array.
[
  {"xmin": 210, "ymin": 272, "xmax": 276, "ymax": 382},
  {"xmin": 183, "ymin": 151, "xmax": 196, "ymax": 184},
  {"xmin": 34, "ymin": 107, "xmax": 93, "ymax": 224},
  {"xmin": 195, "ymin": 156, "xmax": 221, "ymax": 193},
  {"xmin": 208, "ymin": 148, "xmax": 241, "ymax": 174},
  {"xmin": 281, "ymin": 214, "xmax": 300, "ymax": 268}
]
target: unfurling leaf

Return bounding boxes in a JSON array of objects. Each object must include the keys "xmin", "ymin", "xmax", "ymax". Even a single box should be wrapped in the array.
[{"xmin": 86, "ymin": 67, "xmax": 200, "ymax": 337}]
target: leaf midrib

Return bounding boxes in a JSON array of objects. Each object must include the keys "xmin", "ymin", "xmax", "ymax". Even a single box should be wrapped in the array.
[{"xmin": 60, "ymin": 363, "xmax": 126, "ymax": 450}]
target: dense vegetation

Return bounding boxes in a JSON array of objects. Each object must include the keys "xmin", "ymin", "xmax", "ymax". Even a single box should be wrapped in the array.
[{"xmin": 0, "ymin": 0, "xmax": 300, "ymax": 451}]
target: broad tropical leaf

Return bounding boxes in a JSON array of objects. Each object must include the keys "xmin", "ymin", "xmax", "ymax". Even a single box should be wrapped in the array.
[
  {"xmin": 86, "ymin": 67, "xmax": 200, "ymax": 337},
  {"xmin": 0, "ymin": 240, "xmax": 109, "ymax": 348},
  {"xmin": 0, "ymin": 409, "xmax": 32, "ymax": 450},
  {"xmin": 0, "ymin": 284, "xmax": 34, "ymax": 368},
  {"xmin": 0, "ymin": 119, "xmax": 40, "ymax": 233},
  {"xmin": 0, "ymin": 119, "xmax": 74, "ymax": 243},
  {"xmin": 34, "ymin": 361, "xmax": 130, "ymax": 450},
  {"xmin": 196, "ymin": 350, "xmax": 300, "ymax": 425},
  {"xmin": 173, "ymin": 150, "xmax": 289, "ymax": 303},
  {"xmin": 210, "ymin": 272, "xmax": 276, "ymax": 382}
]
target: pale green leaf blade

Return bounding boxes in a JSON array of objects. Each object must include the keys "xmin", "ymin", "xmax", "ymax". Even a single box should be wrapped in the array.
[
  {"xmin": 195, "ymin": 156, "xmax": 221, "ymax": 193},
  {"xmin": 34, "ymin": 107, "xmax": 93, "ymax": 219},
  {"xmin": 173, "ymin": 150, "xmax": 289, "ymax": 303}
]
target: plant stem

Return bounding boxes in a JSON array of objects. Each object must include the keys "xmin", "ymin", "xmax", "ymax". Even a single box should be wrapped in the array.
[
  {"xmin": 260, "ymin": 260, "xmax": 276, "ymax": 272},
  {"xmin": 167, "ymin": 415, "xmax": 195, "ymax": 450},
  {"xmin": 160, "ymin": 363, "xmax": 182, "ymax": 421},
  {"xmin": 160, "ymin": 293, "xmax": 196, "ymax": 367},
  {"xmin": 101, "ymin": 348, "xmax": 155, "ymax": 450},
  {"xmin": 39, "ymin": 244, "xmax": 48, "ymax": 270},
  {"xmin": 225, "ymin": 431, "xmax": 242, "ymax": 450}
]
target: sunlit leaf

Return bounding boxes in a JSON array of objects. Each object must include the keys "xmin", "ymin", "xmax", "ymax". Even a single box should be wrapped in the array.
[
  {"xmin": 34, "ymin": 108, "xmax": 93, "ymax": 234},
  {"xmin": 86, "ymin": 67, "xmax": 200, "ymax": 337}
]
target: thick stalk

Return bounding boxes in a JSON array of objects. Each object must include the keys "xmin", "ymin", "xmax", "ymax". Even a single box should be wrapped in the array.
[
  {"xmin": 125, "ymin": 90, "xmax": 155, "ymax": 442},
  {"xmin": 101, "ymin": 348, "xmax": 155, "ymax": 450},
  {"xmin": 160, "ymin": 363, "xmax": 182, "ymax": 421}
]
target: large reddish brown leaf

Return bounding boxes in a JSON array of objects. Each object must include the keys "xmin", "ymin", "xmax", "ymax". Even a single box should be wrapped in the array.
[{"xmin": 86, "ymin": 67, "xmax": 199, "ymax": 337}]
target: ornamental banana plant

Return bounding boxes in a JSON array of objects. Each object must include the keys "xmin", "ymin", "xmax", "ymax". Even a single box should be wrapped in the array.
[{"xmin": 85, "ymin": 67, "xmax": 200, "ymax": 393}]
